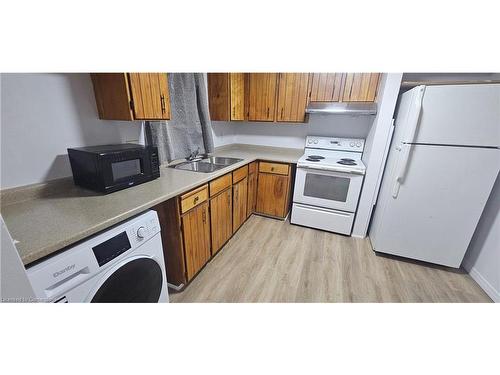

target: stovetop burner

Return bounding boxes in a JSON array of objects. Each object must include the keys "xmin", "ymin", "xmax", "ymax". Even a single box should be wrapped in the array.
[
  {"xmin": 307, "ymin": 155, "xmax": 325, "ymax": 160},
  {"xmin": 306, "ymin": 158, "xmax": 321, "ymax": 162},
  {"xmin": 337, "ymin": 158, "xmax": 357, "ymax": 166}
]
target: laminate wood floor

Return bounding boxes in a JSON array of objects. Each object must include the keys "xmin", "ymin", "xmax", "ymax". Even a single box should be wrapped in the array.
[{"xmin": 169, "ymin": 215, "xmax": 491, "ymax": 303}]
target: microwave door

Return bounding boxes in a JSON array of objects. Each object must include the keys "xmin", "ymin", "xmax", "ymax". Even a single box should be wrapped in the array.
[{"xmin": 293, "ymin": 167, "xmax": 363, "ymax": 212}]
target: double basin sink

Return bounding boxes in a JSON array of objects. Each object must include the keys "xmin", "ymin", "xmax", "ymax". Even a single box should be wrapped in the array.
[{"xmin": 170, "ymin": 156, "xmax": 244, "ymax": 173}]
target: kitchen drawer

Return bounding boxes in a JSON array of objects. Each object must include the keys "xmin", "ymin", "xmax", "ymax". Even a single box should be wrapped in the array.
[
  {"xmin": 290, "ymin": 203, "xmax": 354, "ymax": 235},
  {"xmin": 248, "ymin": 161, "xmax": 257, "ymax": 175},
  {"xmin": 232, "ymin": 165, "xmax": 248, "ymax": 183},
  {"xmin": 259, "ymin": 161, "xmax": 289, "ymax": 176},
  {"xmin": 180, "ymin": 185, "xmax": 208, "ymax": 214},
  {"xmin": 209, "ymin": 173, "xmax": 232, "ymax": 197}
]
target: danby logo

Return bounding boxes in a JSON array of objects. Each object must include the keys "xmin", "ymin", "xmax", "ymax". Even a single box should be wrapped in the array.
[{"xmin": 53, "ymin": 264, "xmax": 76, "ymax": 278}]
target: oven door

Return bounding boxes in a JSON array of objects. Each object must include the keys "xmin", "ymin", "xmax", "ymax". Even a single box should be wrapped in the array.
[{"xmin": 293, "ymin": 166, "xmax": 364, "ymax": 212}]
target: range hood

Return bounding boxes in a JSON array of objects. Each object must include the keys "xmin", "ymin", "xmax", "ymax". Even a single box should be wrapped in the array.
[{"xmin": 306, "ymin": 102, "xmax": 377, "ymax": 116}]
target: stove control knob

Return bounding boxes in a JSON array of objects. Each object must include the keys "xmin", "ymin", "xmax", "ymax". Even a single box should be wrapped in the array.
[
  {"xmin": 137, "ymin": 226, "xmax": 146, "ymax": 239},
  {"xmin": 313, "ymin": 140, "xmax": 318, "ymax": 144},
  {"xmin": 356, "ymin": 142, "xmax": 361, "ymax": 147},
  {"xmin": 350, "ymin": 142, "xmax": 355, "ymax": 147}
]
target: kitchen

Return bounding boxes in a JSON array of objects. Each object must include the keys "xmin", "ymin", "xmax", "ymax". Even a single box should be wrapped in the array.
[
  {"xmin": 2, "ymin": 72, "xmax": 498, "ymax": 303},
  {"xmin": 1, "ymin": 2, "xmax": 499, "ymax": 373}
]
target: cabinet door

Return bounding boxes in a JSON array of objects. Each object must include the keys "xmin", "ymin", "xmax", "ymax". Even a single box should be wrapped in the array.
[
  {"xmin": 256, "ymin": 172, "xmax": 290, "ymax": 218},
  {"xmin": 248, "ymin": 73, "xmax": 278, "ymax": 121},
  {"xmin": 208, "ymin": 73, "xmax": 230, "ymax": 121},
  {"xmin": 91, "ymin": 73, "xmax": 134, "ymax": 120},
  {"xmin": 230, "ymin": 73, "xmax": 247, "ymax": 120},
  {"xmin": 342, "ymin": 73, "xmax": 380, "ymax": 102},
  {"xmin": 276, "ymin": 73, "xmax": 310, "ymax": 122},
  {"xmin": 233, "ymin": 176, "xmax": 248, "ymax": 232},
  {"xmin": 182, "ymin": 201, "xmax": 211, "ymax": 280},
  {"xmin": 309, "ymin": 73, "xmax": 344, "ymax": 102},
  {"xmin": 156, "ymin": 73, "xmax": 171, "ymax": 119},
  {"xmin": 247, "ymin": 172, "xmax": 257, "ymax": 218},
  {"xmin": 129, "ymin": 73, "xmax": 171, "ymax": 120},
  {"xmin": 210, "ymin": 188, "xmax": 232, "ymax": 255}
]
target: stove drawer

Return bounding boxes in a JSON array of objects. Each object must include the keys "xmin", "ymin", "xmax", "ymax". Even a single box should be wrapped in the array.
[{"xmin": 290, "ymin": 203, "xmax": 354, "ymax": 235}]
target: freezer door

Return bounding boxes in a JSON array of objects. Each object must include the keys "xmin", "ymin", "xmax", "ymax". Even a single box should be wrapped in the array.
[
  {"xmin": 413, "ymin": 84, "xmax": 500, "ymax": 147},
  {"xmin": 370, "ymin": 144, "xmax": 499, "ymax": 267}
]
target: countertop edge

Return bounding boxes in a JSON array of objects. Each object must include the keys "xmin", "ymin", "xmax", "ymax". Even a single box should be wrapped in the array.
[{"xmin": 5, "ymin": 144, "xmax": 303, "ymax": 266}]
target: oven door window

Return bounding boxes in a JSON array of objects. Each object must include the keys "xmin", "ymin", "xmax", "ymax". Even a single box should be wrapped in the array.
[
  {"xmin": 111, "ymin": 159, "xmax": 143, "ymax": 182},
  {"xmin": 303, "ymin": 173, "xmax": 350, "ymax": 202},
  {"xmin": 91, "ymin": 258, "xmax": 163, "ymax": 303}
]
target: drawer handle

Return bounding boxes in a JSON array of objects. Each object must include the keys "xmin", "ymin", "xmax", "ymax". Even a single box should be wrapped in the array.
[
  {"xmin": 271, "ymin": 167, "xmax": 275, "ymax": 171},
  {"xmin": 193, "ymin": 196, "xmax": 199, "ymax": 204}
]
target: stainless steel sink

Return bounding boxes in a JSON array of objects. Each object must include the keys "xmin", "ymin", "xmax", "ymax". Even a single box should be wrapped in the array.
[
  {"xmin": 170, "ymin": 156, "xmax": 243, "ymax": 173},
  {"xmin": 199, "ymin": 156, "xmax": 243, "ymax": 166}
]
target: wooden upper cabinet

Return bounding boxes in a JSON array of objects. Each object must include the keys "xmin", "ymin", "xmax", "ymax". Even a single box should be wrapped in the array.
[
  {"xmin": 248, "ymin": 73, "xmax": 278, "ymax": 122},
  {"xmin": 207, "ymin": 73, "xmax": 247, "ymax": 121},
  {"xmin": 309, "ymin": 73, "xmax": 344, "ymax": 102},
  {"xmin": 91, "ymin": 73, "xmax": 171, "ymax": 120},
  {"xmin": 129, "ymin": 73, "xmax": 171, "ymax": 120},
  {"xmin": 91, "ymin": 73, "xmax": 134, "ymax": 120},
  {"xmin": 207, "ymin": 73, "xmax": 230, "ymax": 121},
  {"xmin": 342, "ymin": 73, "xmax": 380, "ymax": 102},
  {"xmin": 276, "ymin": 73, "xmax": 310, "ymax": 122},
  {"xmin": 230, "ymin": 73, "xmax": 247, "ymax": 121}
]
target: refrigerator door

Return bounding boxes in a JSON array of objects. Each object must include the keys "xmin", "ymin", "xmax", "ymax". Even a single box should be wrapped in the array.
[
  {"xmin": 370, "ymin": 144, "xmax": 499, "ymax": 267},
  {"xmin": 409, "ymin": 84, "xmax": 500, "ymax": 147}
]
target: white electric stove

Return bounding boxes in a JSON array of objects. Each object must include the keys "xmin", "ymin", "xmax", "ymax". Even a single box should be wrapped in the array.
[{"xmin": 291, "ymin": 136, "xmax": 366, "ymax": 235}]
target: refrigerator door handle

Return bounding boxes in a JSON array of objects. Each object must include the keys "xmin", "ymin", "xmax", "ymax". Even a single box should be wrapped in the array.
[
  {"xmin": 404, "ymin": 85, "xmax": 426, "ymax": 144},
  {"xmin": 392, "ymin": 143, "xmax": 412, "ymax": 198},
  {"xmin": 392, "ymin": 86, "xmax": 426, "ymax": 198}
]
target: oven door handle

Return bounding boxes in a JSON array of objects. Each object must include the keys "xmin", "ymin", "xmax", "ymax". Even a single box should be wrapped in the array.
[{"xmin": 297, "ymin": 165, "xmax": 365, "ymax": 175}]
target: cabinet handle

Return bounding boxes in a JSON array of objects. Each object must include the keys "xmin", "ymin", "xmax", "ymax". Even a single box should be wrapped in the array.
[
  {"xmin": 280, "ymin": 108, "xmax": 284, "ymax": 119},
  {"xmin": 193, "ymin": 196, "xmax": 199, "ymax": 205},
  {"xmin": 160, "ymin": 94, "xmax": 166, "ymax": 113},
  {"xmin": 202, "ymin": 208, "xmax": 206, "ymax": 223},
  {"xmin": 227, "ymin": 193, "xmax": 231, "ymax": 205},
  {"xmin": 271, "ymin": 167, "xmax": 275, "ymax": 171},
  {"xmin": 267, "ymin": 107, "xmax": 270, "ymax": 117}
]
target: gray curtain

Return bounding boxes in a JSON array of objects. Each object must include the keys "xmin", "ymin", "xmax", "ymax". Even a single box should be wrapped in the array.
[{"xmin": 146, "ymin": 73, "xmax": 214, "ymax": 163}]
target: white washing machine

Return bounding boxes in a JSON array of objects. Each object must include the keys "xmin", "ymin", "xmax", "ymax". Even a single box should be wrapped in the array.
[{"xmin": 27, "ymin": 210, "xmax": 169, "ymax": 303}]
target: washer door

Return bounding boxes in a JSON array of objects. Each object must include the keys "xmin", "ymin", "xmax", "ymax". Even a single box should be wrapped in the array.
[{"xmin": 90, "ymin": 257, "xmax": 163, "ymax": 303}]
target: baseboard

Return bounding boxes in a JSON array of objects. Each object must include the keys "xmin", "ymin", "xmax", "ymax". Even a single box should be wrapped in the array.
[{"xmin": 469, "ymin": 267, "xmax": 499, "ymax": 303}]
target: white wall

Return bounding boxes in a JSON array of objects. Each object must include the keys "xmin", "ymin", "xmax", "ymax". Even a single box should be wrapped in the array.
[
  {"xmin": 1, "ymin": 73, "xmax": 142, "ymax": 189},
  {"xmin": 351, "ymin": 74, "xmax": 403, "ymax": 237},
  {"xmin": 212, "ymin": 114, "xmax": 374, "ymax": 149},
  {"xmin": 462, "ymin": 174, "xmax": 500, "ymax": 302}
]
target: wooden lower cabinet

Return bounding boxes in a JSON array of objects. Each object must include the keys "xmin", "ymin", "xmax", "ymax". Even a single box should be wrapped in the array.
[
  {"xmin": 210, "ymin": 187, "xmax": 232, "ymax": 255},
  {"xmin": 153, "ymin": 161, "xmax": 294, "ymax": 288},
  {"xmin": 247, "ymin": 170, "xmax": 257, "ymax": 217},
  {"xmin": 182, "ymin": 201, "xmax": 211, "ymax": 280},
  {"xmin": 233, "ymin": 176, "xmax": 248, "ymax": 232},
  {"xmin": 256, "ymin": 162, "xmax": 292, "ymax": 218}
]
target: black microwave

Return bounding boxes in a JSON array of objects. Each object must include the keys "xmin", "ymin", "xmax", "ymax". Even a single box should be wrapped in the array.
[{"xmin": 68, "ymin": 144, "xmax": 160, "ymax": 194}]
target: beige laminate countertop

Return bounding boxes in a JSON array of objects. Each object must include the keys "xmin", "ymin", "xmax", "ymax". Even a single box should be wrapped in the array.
[{"xmin": 1, "ymin": 144, "xmax": 303, "ymax": 266}]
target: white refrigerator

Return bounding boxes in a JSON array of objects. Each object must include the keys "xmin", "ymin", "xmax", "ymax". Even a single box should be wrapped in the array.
[{"xmin": 369, "ymin": 84, "xmax": 500, "ymax": 268}]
